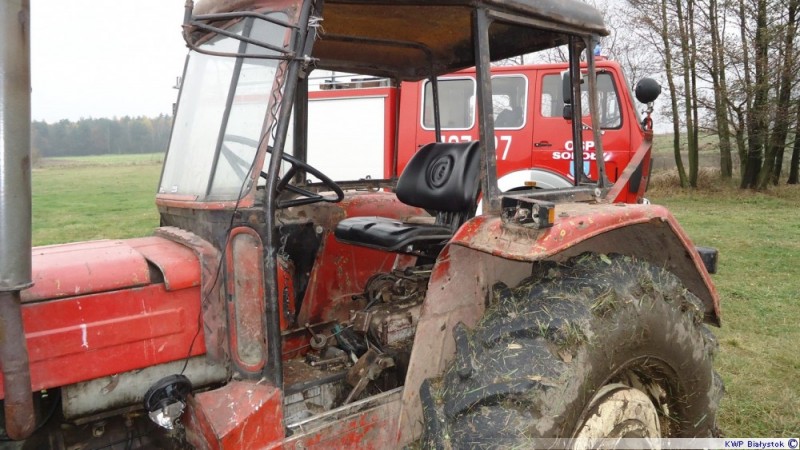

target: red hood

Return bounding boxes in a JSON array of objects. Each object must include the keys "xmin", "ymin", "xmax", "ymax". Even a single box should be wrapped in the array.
[
  {"xmin": 1, "ymin": 236, "xmax": 206, "ymax": 399},
  {"xmin": 22, "ymin": 237, "xmax": 201, "ymax": 302}
]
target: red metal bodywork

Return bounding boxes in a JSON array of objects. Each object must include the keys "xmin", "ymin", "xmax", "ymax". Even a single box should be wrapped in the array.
[
  {"xmin": 450, "ymin": 203, "xmax": 720, "ymax": 320},
  {"xmin": 607, "ymin": 135, "xmax": 653, "ymax": 203},
  {"xmin": 288, "ymin": 192, "xmax": 425, "ymax": 327},
  {"xmin": 1, "ymin": 237, "xmax": 205, "ymax": 399},
  {"xmin": 186, "ymin": 381, "xmax": 284, "ymax": 450}
]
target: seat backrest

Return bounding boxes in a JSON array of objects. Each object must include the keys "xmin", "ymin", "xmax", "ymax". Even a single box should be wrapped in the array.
[{"xmin": 396, "ymin": 141, "xmax": 480, "ymax": 216}]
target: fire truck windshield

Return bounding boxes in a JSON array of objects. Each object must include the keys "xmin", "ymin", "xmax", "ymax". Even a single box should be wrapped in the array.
[{"xmin": 159, "ymin": 12, "xmax": 290, "ymax": 202}]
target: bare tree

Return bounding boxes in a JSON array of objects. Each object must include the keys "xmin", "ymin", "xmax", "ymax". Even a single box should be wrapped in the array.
[
  {"xmin": 759, "ymin": 0, "xmax": 799, "ymax": 187},
  {"xmin": 740, "ymin": 0, "xmax": 770, "ymax": 188},
  {"xmin": 703, "ymin": 0, "xmax": 734, "ymax": 178},
  {"xmin": 789, "ymin": 104, "xmax": 800, "ymax": 183}
]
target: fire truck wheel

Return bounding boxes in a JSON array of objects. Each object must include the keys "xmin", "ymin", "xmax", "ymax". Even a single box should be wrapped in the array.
[{"xmin": 420, "ymin": 253, "xmax": 723, "ymax": 449}]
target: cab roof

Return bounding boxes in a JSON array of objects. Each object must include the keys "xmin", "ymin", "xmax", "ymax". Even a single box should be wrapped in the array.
[{"xmin": 193, "ymin": 0, "xmax": 608, "ymax": 80}]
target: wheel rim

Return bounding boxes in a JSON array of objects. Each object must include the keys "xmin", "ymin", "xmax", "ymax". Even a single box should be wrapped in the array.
[{"xmin": 573, "ymin": 383, "xmax": 661, "ymax": 450}]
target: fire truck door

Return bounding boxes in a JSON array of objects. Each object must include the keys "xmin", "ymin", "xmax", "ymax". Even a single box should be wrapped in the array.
[{"xmin": 532, "ymin": 69, "xmax": 628, "ymax": 182}]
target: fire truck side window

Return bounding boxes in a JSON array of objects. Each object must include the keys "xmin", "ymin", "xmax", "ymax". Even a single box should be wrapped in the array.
[
  {"xmin": 596, "ymin": 74, "xmax": 621, "ymax": 128},
  {"xmin": 422, "ymin": 78, "xmax": 475, "ymax": 130},
  {"xmin": 492, "ymin": 75, "xmax": 527, "ymax": 129},
  {"xmin": 540, "ymin": 75, "xmax": 564, "ymax": 118},
  {"xmin": 540, "ymin": 73, "xmax": 621, "ymax": 129}
]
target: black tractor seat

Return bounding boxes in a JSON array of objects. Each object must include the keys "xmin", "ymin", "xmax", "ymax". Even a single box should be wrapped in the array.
[{"xmin": 334, "ymin": 141, "xmax": 480, "ymax": 256}]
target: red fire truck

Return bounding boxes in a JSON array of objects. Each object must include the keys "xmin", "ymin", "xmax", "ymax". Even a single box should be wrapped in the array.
[{"xmin": 301, "ymin": 59, "xmax": 652, "ymax": 197}]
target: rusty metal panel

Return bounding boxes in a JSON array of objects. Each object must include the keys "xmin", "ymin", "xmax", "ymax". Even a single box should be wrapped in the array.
[
  {"xmin": 21, "ymin": 240, "xmax": 152, "ymax": 303},
  {"xmin": 282, "ymin": 388, "xmax": 402, "ymax": 449},
  {"xmin": 191, "ymin": 0, "xmax": 607, "ymax": 81},
  {"xmin": 185, "ymin": 381, "xmax": 284, "ymax": 450},
  {"xmin": 450, "ymin": 203, "xmax": 721, "ymax": 323},
  {"xmin": 0, "ymin": 284, "xmax": 204, "ymax": 399},
  {"xmin": 128, "ymin": 236, "xmax": 202, "ymax": 291},
  {"xmin": 155, "ymin": 226, "xmax": 228, "ymax": 363}
]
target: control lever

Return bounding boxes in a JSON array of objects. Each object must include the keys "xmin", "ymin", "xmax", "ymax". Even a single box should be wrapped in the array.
[{"xmin": 342, "ymin": 348, "xmax": 395, "ymax": 404}]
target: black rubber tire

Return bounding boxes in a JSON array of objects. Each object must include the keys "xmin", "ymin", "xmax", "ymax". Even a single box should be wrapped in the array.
[{"xmin": 421, "ymin": 253, "xmax": 723, "ymax": 449}]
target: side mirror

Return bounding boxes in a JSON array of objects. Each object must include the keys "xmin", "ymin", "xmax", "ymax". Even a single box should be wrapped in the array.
[
  {"xmin": 562, "ymin": 104, "xmax": 573, "ymax": 120},
  {"xmin": 562, "ymin": 71, "xmax": 573, "ymax": 105},
  {"xmin": 635, "ymin": 78, "xmax": 661, "ymax": 104}
]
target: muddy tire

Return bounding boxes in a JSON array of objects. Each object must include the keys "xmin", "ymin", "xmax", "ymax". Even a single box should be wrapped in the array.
[{"xmin": 420, "ymin": 253, "xmax": 722, "ymax": 449}]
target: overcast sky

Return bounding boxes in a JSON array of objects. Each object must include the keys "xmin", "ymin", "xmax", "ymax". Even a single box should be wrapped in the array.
[{"xmin": 31, "ymin": 1, "xmax": 187, "ymax": 123}]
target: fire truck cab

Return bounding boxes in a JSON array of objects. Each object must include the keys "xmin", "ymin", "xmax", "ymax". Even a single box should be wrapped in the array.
[{"xmin": 302, "ymin": 60, "xmax": 651, "ymax": 194}]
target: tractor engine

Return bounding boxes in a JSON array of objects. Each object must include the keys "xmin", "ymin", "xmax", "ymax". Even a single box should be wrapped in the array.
[{"xmin": 283, "ymin": 267, "xmax": 430, "ymax": 428}]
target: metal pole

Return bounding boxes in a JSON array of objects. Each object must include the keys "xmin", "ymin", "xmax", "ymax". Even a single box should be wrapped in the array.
[
  {"xmin": 429, "ymin": 75, "xmax": 442, "ymax": 143},
  {"xmin": 0, "ymin": 0, "xmax": 36, "ymax": 440},
  {"xmin": 584, "ymin": 36, "xmax": 608, "ymax": 188},
  {"xmin": 262, "ymin": 0, "xmax": 316, "ymax": 387},
  {"xmin": 293, "ymin": 75, "xmax": 309, "ymax": 183},
  {"xmin": 473, "ymin": 8, "xmax": 501, "ymax": 215},
  {"xmin": 567, "ymin": 36, "xmax": 584, "ymax": 186}
]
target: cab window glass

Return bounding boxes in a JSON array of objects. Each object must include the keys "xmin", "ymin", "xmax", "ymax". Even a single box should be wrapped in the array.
[
  {"xmin": 422, "ymin": 78, "xmax": 475, "ymax": 129},
  {"xmin": 540, "ymin": 73, "xmax": 621, "ymax": 129},
  {"xmin": 492, "ymin": 75, "xmax": 527, "ymax": 129}
]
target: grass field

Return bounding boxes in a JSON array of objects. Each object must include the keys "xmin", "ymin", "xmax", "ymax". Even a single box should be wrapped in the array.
[
  {"xmin": 30, "ymin": 153, "xmax": 799, "ymax": 436},
  {"xmin": 32, "ymin": 154, "xmax": 162, "ymax": 246},
  {"xmin": 647, "ymin": 181, "xmax": 800, "ymax": 436}
]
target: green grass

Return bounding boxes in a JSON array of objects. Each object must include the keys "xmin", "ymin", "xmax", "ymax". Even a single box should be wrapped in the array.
[
  {"xmin": 30, "ymin": 154, "xmax": 800, "ymax": 436},
  {"xmin": 648, "ymin": 182, "xmax": 800, "ymax": 436},
  {"xmin": 32, "ymin": 154, "xmax": 162, "ymax": 246}
]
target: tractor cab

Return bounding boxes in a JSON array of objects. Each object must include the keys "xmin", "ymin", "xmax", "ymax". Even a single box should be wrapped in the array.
[{"xmin": 156, "ymin": 0, "xmax": 612, "ymax": 382}]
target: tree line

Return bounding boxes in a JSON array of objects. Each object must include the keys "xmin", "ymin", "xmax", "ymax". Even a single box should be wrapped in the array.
[
  {"xmin": 609, "ymin": 0, "xmax": 800, "ymax": 188},
  {"xmin": 32, "ymin": 115, "xmax": 172, "ymax": 159}
]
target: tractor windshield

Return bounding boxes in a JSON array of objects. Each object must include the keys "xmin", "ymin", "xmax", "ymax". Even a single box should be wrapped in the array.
[{"xmin": 159, "ymin": 12, "xmax": 291, "ymax": 202}]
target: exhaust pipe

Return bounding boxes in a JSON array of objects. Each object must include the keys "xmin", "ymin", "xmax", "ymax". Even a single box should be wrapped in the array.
[
  {"xmin": 0, "ymin": 294, "xmax": 35, "ymax": 439},
  {"xmin": 0, "ymin": 0, "xmax": 36, "ymax": 440}
]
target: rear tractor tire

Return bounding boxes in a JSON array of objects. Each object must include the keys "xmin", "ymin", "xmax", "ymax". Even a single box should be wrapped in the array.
[{"xmin": 421, "ymin": 253, "xmax": 722, "ymax": 449}]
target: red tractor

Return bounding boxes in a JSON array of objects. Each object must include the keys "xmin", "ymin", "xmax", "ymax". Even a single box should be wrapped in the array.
[{"xmin": 0, "ymin": 0, "xmax": 721, "ymax": 448}]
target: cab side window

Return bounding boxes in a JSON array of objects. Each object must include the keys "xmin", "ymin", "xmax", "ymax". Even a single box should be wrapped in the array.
[
  {"xmin": 540, "ymin": 75, "xmax": 564, "ymax": 118},
  {"xmin": 492, "ymin": 75, "xmax": 527, "ymax": 129},
  {"xmin": 422, "ymin": 79, "xmax": 475, "ymax": 130}
]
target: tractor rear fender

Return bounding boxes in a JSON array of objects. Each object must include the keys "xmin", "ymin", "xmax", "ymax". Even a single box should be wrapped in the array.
[
  {"xmin": 397, "ymin": 201, "xmax": 720, "ymax": 445},
  {"xmin": 450, "ymin": 202, "xmax": 720, "ymax": 324}
]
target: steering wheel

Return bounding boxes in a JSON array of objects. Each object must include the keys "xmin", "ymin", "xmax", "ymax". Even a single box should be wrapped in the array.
[
  {"xmin": 268, "ymin": 150, "xmax": 344, "ymax": 208},
  {"xmin": 220, "ymin": 134, "xmax": 344, "ymax": 208}
]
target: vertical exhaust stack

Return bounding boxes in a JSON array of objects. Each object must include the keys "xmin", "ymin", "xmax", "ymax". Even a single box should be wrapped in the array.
[{"xmin": 0, "ymin": 0, "xmax": 36, "ymax": 440}]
